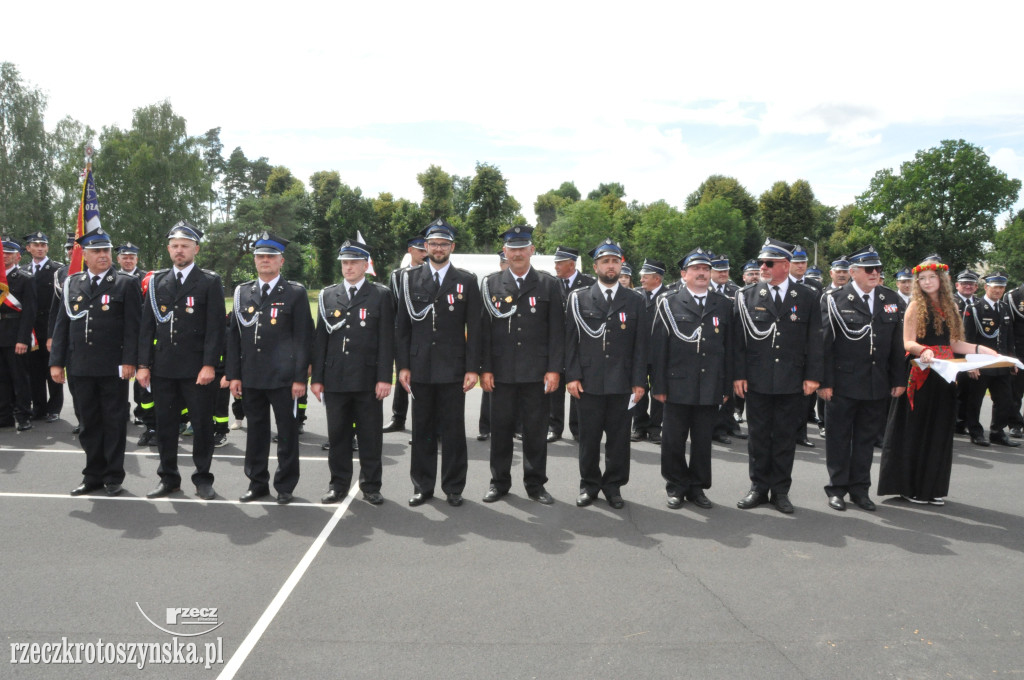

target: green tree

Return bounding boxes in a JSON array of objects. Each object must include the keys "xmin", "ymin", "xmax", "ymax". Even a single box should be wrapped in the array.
[
  {"xmin": 198, "ymin": 127, "xmax": 224, "ymax": 223},
  {"xmin": 680, "ymin": 198, "xmax": 747, "ymax": 278},
  {"xmin": 547, "ymin": 199, "xmax": 624, "ymax": 263},
  {"xmin": 308, "ymin": 170, "xmax": 341, "ymax": 287},
  {"xmin": 858, "ymin": 139, "xmax": 1021, "ymax": 272},
  {"xmin": 685, "ymin": 174, "xmax": 762, "ymax": 262},
  {"xmin": 990, "ymin": 210, "xmax": 1024, "ymax": 282},
  {"xmin": 94, "ymin": 100, "xmax": 210, "ymax": 268},
  {"xmin": 464, "ymin": 162, "xmax": 522, "ymax": 251},
  {"xmin": 48, "ymin": 115, "xmax": 96, "ymax": 234},
  {"xmin": 417, "ymin": 165, "xmax": 453, "ymax": 220},
  {"xmin": 534, "ymin": 181, "xmax": 582, "ymax": 231},
  {"xmin": 0, "ymin": 62, "xmax": 52, "ymax": 232},
  {"xmin": 759, "ymin": 179, "xmax": 818, "ymax": 246},
  {"xmin": 265, "ymin": 166, "xmax": 305, "ymax": 198},
  {"xmin": 629, "ymin": 200, "xmax": 686, "ymax": 274}
]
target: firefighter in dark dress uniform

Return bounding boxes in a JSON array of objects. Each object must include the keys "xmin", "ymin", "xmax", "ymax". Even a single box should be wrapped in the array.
[
  {"xmin": 226, "ymin": 232, "xmax": 313, "ymax": 504},
  {"xmin": 21, "ymin": 231, "xmax": 62, "ymax": 422},
  {"xmin": 708, "ymin": 253, "xmax": 745, "ymax": 444},
  {"xmin": 1, "ymin": 236, "xmax": 36, "ymax": 430},
  {"xmin": 954, "ymin": 269, "xmax": 980, "ymax": 434},
  {"xmin": 549, "ymin": 245, "xmax": 594, "ymax": 443},
  {"xmin": 631, "ymin": 258, "xmax": 667, "ymax": 444},
  {"xmin": 47, "ymin": 235, "xmax": 82, "ymax": 433},
  {"xmin": 383, "ymin": 233, "xmax": 428, "ymax": 434}
]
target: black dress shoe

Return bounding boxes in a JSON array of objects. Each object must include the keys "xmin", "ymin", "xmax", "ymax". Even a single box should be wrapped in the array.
[
  {"xmin": 382, "ymin": 419, "xmax": 405, "ymax": 433},
  {"xmin": 137, "ymin": 429, "xmax": 157, "ymax": 446},
  {"xmin": 146, "ymin": 482, "xmax": 180, "ymax": 499},
  {"xmin": 70, "ymin": 481, "xmax": 103, "ymax": 496},
  {"xmin": 321, "ymin": 441, "xmax": 331, "ymax": 450},
  {"xmin": 666, "ymin": 495, "xmax": 684, "ymax": 509},
  {"xmin": 737, "ymin": 489, "xmax": 768, "ymax": 509},
  {"xmin": 648, "ymin": 431, "xmax": 662, "ymax": 444},
  {"xmin": 607, "ymin": 495, "xmax": 625, "ymax": 510},
  {"xmin": 196, "ymin": 485, "xmax": 216, "ymax": 500},
  {"xmin": 546, "ymin": 431, "xmax": 561, "ymax": 443},
  {"xmin": 72, "ymin": 423, "xmax": 82, "ymax": 435},
  {"xmin": 730, "ymin": 431, "xmax": 748, "ymax": 440},
  {"xmin": 629, "ymin": 430, "xmax": 644, "ymax": 442},
  {"xmin": 239, "ymin": 488, "xmax": 269, "ymax": 503},
  {"xmin": 828, "ymin": 495, "xmax": 847, "ymax": 511},
  {"xmin": 712, "ymin": 434, "xmax": 732, "ymax": 444},
  {"xmin": 850, "ymin": 495, "xmax": 876, "ymax": 511},
  {"xmin": 445, "ymin": 493, "xmax": 463, "ymax": 507},
  {"xmin": 476, "ymin": 432, "xmax": 490, "ymax": 441},
  {"xmin": 104, "ymin": 483, "xmax": 123, "ymax": 496},
  {"xmin": 482, "ymin": 486, "xmax": 507, "ymax": 503},
  {"xmin": 46, "ymin": 413, "xmax": 61, "ymax": 423},
  {"xmin": 687, "ymin": 490, "xmax": 713, "ymax": 509},
  {"xmin": 955, "ymin": 424, "xmax": 969, "ymax": 435},
  {"xmin": 1011, "ymin": 427, "xmax": 1024, "ymax": 439},
  {"xmin": 16, "ymin": 418, "xmax": 33, "ymax": 431},
  {"xmin": 276, "ymin": 492, "xmax": 294, "ymax": 505},
  {"xmin": 576, "ymin": 492, "xmax": 595, "ymax": 507},
  {"xmin": 771, "ymin": 493, "xmax": 795, "ymax": 514},
  {"xmin": 528, "ymin": 488, "xmax": 554, "ymax": 505},
  {"xmin": 408, "ymin": 492, "xmax": 432, "ymax": 507},
  {"xmin": 321, "ymin": 488, "xmax": 344, "ymax": 504},
  {"xmin": 797, "ymin": 438, "xmax": 815, "ymax": 448},
  {"xmin": 363, "ymin": 491, "xmax": 384, "ymax": 505},
  {"xmin": 990, "ymin": 432, "xmax": 1021, "ymax": 447},
  {"xmin": 970, "ymin": 436, "xmax": 991, "ymax": 447}
]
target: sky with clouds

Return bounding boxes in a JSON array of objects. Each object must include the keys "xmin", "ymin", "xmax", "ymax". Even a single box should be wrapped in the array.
[{"xmin": 6, "ymin": 0, "xmax": 1023, "ymax": 228}]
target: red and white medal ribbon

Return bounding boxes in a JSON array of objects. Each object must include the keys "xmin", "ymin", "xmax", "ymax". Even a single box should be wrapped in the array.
[
  {"xmin": 529, "ymin": 297, "xmax": 536, "ymax": 307},
  {"xmin": 270, "ymin": 308, "xmax": 278, "ymax": 319},
  {"xmin": 447, "ymin": 294, "xmax": 455, "ymax": 305},
  {"xmin": 101, "ymin": 295, "xmax": 110, "ymax": 304},
  {"xmin": 619, "ymin": 312, "xmax": 627, "ymax": 324},
  {"xmin": 186, "ymin": 296, "xmax": 194, "ymax": 307},
  {"xmin": 359, "ymin": 308, "xmax": 367, "ymax": 320}
]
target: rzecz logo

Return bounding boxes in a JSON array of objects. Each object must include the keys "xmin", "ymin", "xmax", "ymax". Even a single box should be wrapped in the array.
[{"xmin": 136, "ymin": 603, "xmax": 223, "ymax": 637}]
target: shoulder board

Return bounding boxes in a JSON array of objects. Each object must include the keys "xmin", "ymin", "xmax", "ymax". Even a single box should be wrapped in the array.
[
  {"xmin": 452, "ymin": 266, "xmax": 475, "ymax": 277},
  {"xmin": 535, "ymin": 270, "xmax": 558, "ymax": 282},
  {"xmin": 623, "ymin": 286, "xmax": 644, "ymax": 298},
  {"xmin": 371, "ymin": 282, "xmax": 390, "ymax": 292},
  {"xmin": 322, "ymin": 282, "xmax": 341, "ymax": 291},
  {"xmin": 286, "ymin": 280, "xmax": 308, "ymax": 292},
  {"xmin": 200, "ymin": 268, "xmax": 220, "ymax": 277}
]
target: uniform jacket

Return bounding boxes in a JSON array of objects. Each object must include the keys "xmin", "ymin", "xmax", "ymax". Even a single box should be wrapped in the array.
[
  {"xmin": 138, "ymin": 267, "xmax": 226, "ymax": 379},
  {"xmin": 791, "ymin": 276, "xmax": 823, "ymax": 293},
  {"xmin": 559, "ymin": 271, "xmax": 596, "ymax": 303},
  {"xmin": 48, "ymin": 265, "xmax": 70, "ymax": 340},
  {"xmin": 395, "ymin": 264, "xmax": 482, "ymax": 382},
  {"xmin": 820, "ymin": 283, "xmax": 906, "ymax": 400},
  {"xmin": 649, "ymin": 286, "xmax": 733, "ymax": 405},
  {"xmin": 226, "ymin": 278, "xmax": 313, "ymax": 389},
  {"xmin": 964, "ymin": 296, "xmax": 1016, "ymax": 375},
  {"xmin": 22, "ymin": 259, "xmax": 59, "ymax": 344},
  {"xmin": 564, "ymin": 283, "xmax": 648, "ymax": 395},
  {"xmin": 311, "ymin": 281, "xmax": 394, "ymax": 391},
  {"xmin": 1004, "ymin": 285, "xmax": 1024, "ymax": 358},
  {"xmin": 732, "ymin": 280, "xmax": 824, "ymax": 394},
  {"xmin": 0, "ymin": 266, "xmax": 37, "ymax": 347},
  {"xmin": 480, "ymin": 267, "xmax": 565, "ymax": 383},
  {"xmin": 710, "ymin": 280, "xmax": 740, "ymax": 299},
  {"xmin": 49, "ymin": 270, "xmax": 141, "ymax": 376}
]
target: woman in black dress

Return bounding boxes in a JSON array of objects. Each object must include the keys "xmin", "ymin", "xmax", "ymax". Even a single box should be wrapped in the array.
[{"xmin": 878, "ymin": 258, "xmax": 998, "ymax": 505}]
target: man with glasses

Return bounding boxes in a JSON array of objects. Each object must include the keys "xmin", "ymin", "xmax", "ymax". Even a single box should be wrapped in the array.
[
  {"xmin": 818, "ymin": 245, "xmax": 905, "ymax": 511},
  {"xmin": 396, "ymin": 219, "xmax": 481, "ymax": 507},
  {"xmin": 733, "ymin": 238, "xmax": 823, "ymax": 514}
]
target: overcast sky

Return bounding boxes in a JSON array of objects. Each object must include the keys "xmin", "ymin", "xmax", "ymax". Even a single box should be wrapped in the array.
[{"xmin": 6, "ymin": 0, "xmax": 1023, "ymax": 225}]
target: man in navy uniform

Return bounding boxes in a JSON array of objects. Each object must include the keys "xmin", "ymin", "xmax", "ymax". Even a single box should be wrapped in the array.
[
  {"xmin": 312, "ymin": 239, "xmax": 394, "ymax": 505},
  {"xmin": 49, "ymin": 230, "xmax": 140, "ymax": 495},
  {"xmin": 650, "ymin": 248, "xmax": 733, "ymax": 509},
  {"xmin": 549, "ymin": 245, "xmax": 594, "ymax": 442},
  {"xmin": 825, "ymin": 257, "xmax": 850, "ymax": 293},
  {"xmin": 46, "ymin": 234, "xmax": 82, "ymax": 433},
  {"xmin": 136, "ymin": 221, "xmax": 226, "ymax": 500},
  {"xmin": 226, "ymin": 232, "xmax": 313, "ymax": 504},
  {"xmin": 22, "ymin": 231, "xmax": 62, "ymax": 422},
  {"xmin": 964, "ymin": 272, "xmax": 1019, "ymax": 448},
  {"xmin": 1, "ymin": 236, "xmax": 37, "ymax": 430},
  {"xmin": 396, "ymin": 219, "xmax": 482, "ymax": 507},
  {"xmin": 565, "ymin": 239, "xmax": 647, "ymax": 509},
  {"xmin": 954, "ymin": 269, "xmax": 981, "ymax": 435},
  {"xmin": 116, "ymin": 242, "xmax": 143, "ymax": 278},
  {"xmin": 1004, "ymin": 279, "xmax": 1024, "ymax": 438},
  {"xmin": 632, "ymin": 258, "xmax": 667, "ymax": 443},
  {"xmin": 477, "ymin": 249, "xmax": 508, "ymax": 442},
  {"xmin": 818, "ymin": 245, "xmax": 906, "ymax": 511},
  {"xmin": 733, "ymin": 238, "xmax": 823, "ymax": 514},
  {"xmin": 384, "ymin": 233, "xmax": 428, "ymax": 434},
  {"xmin": 480, "ymin": 225, "xmax": 564, "ymax": 505},
  {"xmin": 708, "ymin": 253, "xmax": 746, "ymax": 445},
  {"xmin": 895, "ymin": 268, "xmax": 913, "ymax": 305}
]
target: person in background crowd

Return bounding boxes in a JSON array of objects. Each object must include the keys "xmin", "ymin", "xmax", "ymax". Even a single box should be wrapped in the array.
[
  {"xmin": 709, "ymin": 253, "xmax": 745, "ymax": 444},
  {"xmin": 549, "ymin": 245, "xmax": 593, "ymax": 443},
  {"xmin": 22, "ymin": 232, "xmax": 62, "ymax": 423},
  {"xmin": 953, "ymin": 269, "xmax": 980, "ymax": 435},
  {"xmin": 618, "ymin": 262, "xmax": 633, "ymax": 288},
  {"xmin": 1004, "ymin": 278, "xmax": 1024, "ymax": 439},
  {"xmin": 384, "ymin": 232, "xmax": 428, "ymax": 434},
  {"xmin": 805, "ymin": 266, "xmax": 823, "ymax": 287},
  {"xmin": 0, "ymin": 236, "xmax": 37, "ymax": 431},
  {"xmin": 826, "ymin": 257, "xmax": 851, "ymax": 292},
  {"xmin": 895, "ymin": 268, "xmax": 913, "ymax": 305},
  {"xmin": 741, "ymin": 260, "xmax": 761, "ymax": 285},
  {"xmin": 632, "ymin": 258, "xmax": 667, "ymax": 443}
]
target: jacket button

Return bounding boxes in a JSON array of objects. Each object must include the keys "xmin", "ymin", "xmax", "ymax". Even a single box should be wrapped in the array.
[{"xmin": 775, "ymin": 358, "xmax": 779, "ymax": 362}]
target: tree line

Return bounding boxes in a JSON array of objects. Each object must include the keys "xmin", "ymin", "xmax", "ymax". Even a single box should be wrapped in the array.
[{"xmin": 2, "ymin": 62, "xmax": 1021, "ymax": 289}]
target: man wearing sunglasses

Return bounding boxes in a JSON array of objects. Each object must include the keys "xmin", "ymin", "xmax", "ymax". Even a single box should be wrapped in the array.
[
  {"xmin": 818, "ymin": 245, "xmax": 906, "ymax": 512},
  {"xmin": 733, "ymin": 238, "xmax": 823, "ymax": 514}
]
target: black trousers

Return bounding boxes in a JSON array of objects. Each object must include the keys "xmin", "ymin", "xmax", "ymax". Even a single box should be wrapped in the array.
[
  {"xmin": 391, "ymin": 383, "xmax": 408, "ymax": 424},
  {"xmin": 0, "ymin": 346, "xmax": 32, "ymax": 422},
  {"xmin": 27, "ymin": 346, "xmax": 63, "ymax": 417},
  {"xmin": 213, "ymin": 384, "xmax": 231, "ymax": 435},
  {"xmin": 661, "ymin": 402, "xmax": 716, "ymax": 496},
  {"xmin": 713, "ymin": 393, "xmax": 739, "ymax": 437},
  {"xmin": 548, "ymin": 374, "xmax": 579, "ymax": 437},
  {"xmin": 956, "ymin": 379, "xmax": 970, "ymax": 429},
  {"xmin": 490, "ymin": 382, "xmax": 548, "ymax": 493},
  {"xmin": 241, "ymin": 386, "xmax": 300, "ymax": 494},
  {"xmin": 745, "ymin": 391, "xmax": 804, "ymax": 494},
  {"xmin": 823, "ymin": 394, "xmax": 888, "ymax": 498},
  {"xmin": 151, "ymin": 376, "xmax": 217, "ymax": 487},
  {"xmin": 72, "ymin": 375, "xmax": 128, "ymax": 485},
  {"xmin": 967, "ymin": 372, "xmax": 1014, "ymax": 438},
  {"xmin": 1009, "ymin": 370, "xmax": 1024, "ymax": 430},
  {"xmin": 410, "ymin": 382, "xmax": 467, "ymax": 495},
  {"xmin": 577, "ymin": 392, "xmax": 631, "ymax": 497},
  {"xmin": 478, "ymin": 389, "xmax": 491, "ymax": 435},
  {"xmin": 632, "ymin": 371, "xmax": 663, "ymax": 435},
  {"xmin": 325, "ymin": 390, "xmax": 383, "ymax": 493}
]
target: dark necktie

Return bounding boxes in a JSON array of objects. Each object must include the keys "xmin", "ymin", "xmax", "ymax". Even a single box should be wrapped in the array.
[
  {"xmin": 433, "ymin": 271, "xmax": 440, "ymax": 289},
  {"xmin": 349, "ymin": 286, "xmax": 357, "ymax": 302},
  {"xmin": 91, "ymin": 275, "xmax": 100, "ymax": 292},
  {"xmin": 606, "ymin": 289, "xmax": 613, "ymax": 306},
  {"xmin": 772, "ymin": 285, "xmax": 782, "ymax": 308},
  {"xmin": 563, "ymin": 279, "xmax": 570, "ymax": 291},
  {"xmin": 717, "ymin": 285, "xmax": 724, "ymax": 295},
  {"xmin": 646, "ymin": 291, "xmax": 653, "ymax": 303},
  {"xmin": 177, "ymin": 271, "xmax": 184, "ymax": 287},
  {"xmin": 863, "ymin": 293, "xmax": 871, "ymax": 314},
  {"xmin": 34, "ymin": 264, "xmax": 40, "ymax": 275},
  {"xmin": 695, "ymin": 295, "xmax": 705, "ymax": 311},
  {"xmin": 516, "ymin": 277, "xmax": 524, "ymax": 289},
  {"xmin": 261, "ymin": 282, "xmax": 270, "ymax": 302}
]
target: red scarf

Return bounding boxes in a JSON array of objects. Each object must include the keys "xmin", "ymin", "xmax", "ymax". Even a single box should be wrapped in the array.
[{"xmin": 907, "ymin": 345, "xmax": 953, "ymax": 410}]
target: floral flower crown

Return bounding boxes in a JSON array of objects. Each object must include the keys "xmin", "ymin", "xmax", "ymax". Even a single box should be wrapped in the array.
[{"xmin": 912, "ymin": 262, "xmax": 949, "ymax": 275}]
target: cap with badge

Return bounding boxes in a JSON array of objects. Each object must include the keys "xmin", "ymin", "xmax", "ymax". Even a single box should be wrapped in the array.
[
  {"xmin": 956, "ymin": 269, "xmax": 980, "ymax": 283},
  {"xmin": 64, "ymin": 233, "xmax": 76, "ymax": 250},
  {"xmin": 896, "ymin": 267, "xmax": 913, "ymax": 281},
  {"xmin": 806, "ymin": 266, "xmax": 823, "ymax": 282},
  {"xmin": 2, "ymin": 236, "xmax": 21, "ymax": 253},
  {"xmin": 710, "ymin": 253, "xmax": 730, "ymax": 271},
  {"xmin": 639, "ymin": 258, "xmax": 666, "ymax": 276},
  {"xmin": 117, "ymin": 242, "xmax": 140, "ymax": 255},
  {"xmin": 253, "ymin": 231, "xmax": 289, "ymax": 255},
  {"xmin": 678, "ymin": 247, "xmax": 712, "ymax": 270},
  {"xmin": 496, "ymin": 249, "xmax": 507, "ymax": 262},
  {"xmin": 337, "ymin": 238, "xmax": 371, "ymax": 261},
  {"xmin": 790, "ymin": 247, "xmax": 808, "ymax": 263},
  {"xmin": 423, "ymin": 218, "xmax": 455, "ymax": 242},
  {"xmin": 407, "ymin": 234, "xmax": 426, "ymax": 251},
  {"xmin": 166, "ymin": 220, "xmax": 203, "ymax": 242},
  {"xmin": 847, "ymin": 244, "xmax": 882, "ymax": 267},
  {"xmin": 588, "ymin": 238, "xmax": 623, "ymax": 260},
  {"xmin": 620, "ymin": 262, "xmax": 632, "ymax": 277},
  {"xmin": 984, "ymin": 271, "xmax": 1008, "ymax": 286},
  {"xmin": 553, "ymin": 245, "xmax": 580, "ymax": 262},
  {"xmin": 758, "ymin": 238, "xmax": 795, "ymax": 261},
  {"xmin": 76, "ymin": 229, "xmax": 113, "ymax": 249},
  {"xmin": 743, "ymin": 259, "xmax": 760, "ymax": 273},
  {"xmin": 830, "ymin": 256, "xmax": 850, "ymax": 272},
  {"xmin": 500, "ymin": 225, "xmax": 534, "ymax": 248},
  {"xmin": 23, "ymin": 231, "xmax": 48, "ymax": 244}
]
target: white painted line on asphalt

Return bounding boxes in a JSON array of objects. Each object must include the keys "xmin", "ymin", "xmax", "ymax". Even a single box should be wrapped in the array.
[
  {"xmin": 217, "ymin": 484, "xmax": 357, "ymax": 680},
  {"xmin": 0, "ymin": 448, "xmax": 331, "ymax": 462},
  {"xmin": 0, "ymin": 491, "xmax": 337, "ymax": 508}
]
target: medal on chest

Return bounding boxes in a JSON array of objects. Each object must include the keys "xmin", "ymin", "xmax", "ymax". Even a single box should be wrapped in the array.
[
  {"xmin": 186, "ymin": 296, "xmax": 195, "ymax": 314},
  {"xmin": 456, "ymin": 283, "xmax": 464, "ymax": 300},
  {"xmin": 713, "ymin": 316, "xmax": 720, "ymax": 333},
  {"xmin": 529, "ymin": 297, "xmax": 537, "ymax": 313},
  {"xmin": 619, "ymin": 312, "xmax": 627, "ymax": 330},
  {"xmin": 359, "ymin": 308, "xmax": 367, "ymax": 326},
  {"xmin": 270, "ymin": 307, "xmax": 278, "ymax": 325},
  {"xmin": 447, "ymin": 294, "xmax": 455, "ymax": 311},
  {"xmin": 790, "ymin": 305, "xmax": 798, "ymax": 322},
  {"xmin": 101, "ymin": 294, "xmax": 110, "ymax": 311}
]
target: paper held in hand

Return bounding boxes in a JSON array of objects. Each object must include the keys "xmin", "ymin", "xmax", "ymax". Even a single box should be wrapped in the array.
[{"xmin": 914, "ymin": 353, "xmax": 1024, "ymax": 383}]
